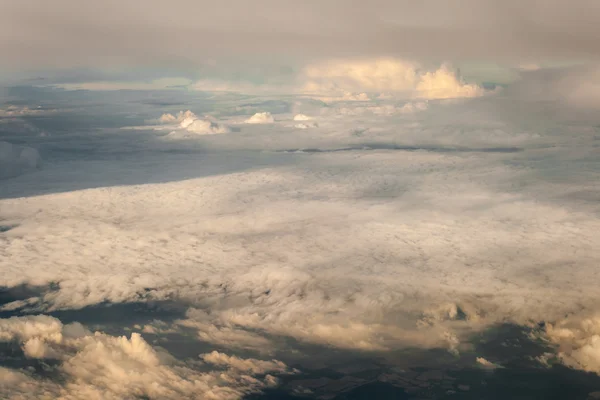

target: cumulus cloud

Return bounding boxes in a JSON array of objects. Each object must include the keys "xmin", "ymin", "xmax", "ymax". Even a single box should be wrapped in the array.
[
  {"xmin": 415, "ymin": 64, "xmax": 484, "ymax": 99},
  {"xmin": 183, "ymin": 58, "xmax": 483, "ymax": 99},
  {"xmin": 545, "ymin": 316, "xmax": 600, "ymax": 374},
  {"xmin": 0, "ymin": 141, "xmax": 42, "ymax": 179},
  {"xmin": 153, "ymin": 110, "xmax": 230, "ymax": 137},
  {"xmin": 293, "ymin": 114, "xmax": 313, "ymax": 121},
  {"xmin": 0, "ymin": 315, "xmax": 293, "ymax": 400},
  {"xmin": 245, "ymin": 112, "xmax": 275, "ymax": 124},
  {"xmin": 302, "ymin": 58, "xmax": 484, "ymax": 100}
]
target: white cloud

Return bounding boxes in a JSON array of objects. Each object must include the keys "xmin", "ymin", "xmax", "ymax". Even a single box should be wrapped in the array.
[
  {"xmin": 476, "ymin": 357, "xmax": 502, "ymax": 369},
  {"xmin": 293, "ymin": 114, "xmax": 313, "ymax": 121},
  {"xmin": 545, "ymin": 316, "xmax": 600, "ymax": 374},
  {"xmin": 185, "ymin": 58, "xmax": 483, "ymax": 100},
  {"xmin": 415, "ymin": 64, "xmax": 484, "ymax": 99},
  {"xmin": 155, "ymin": 110, "xmax": 229, "ymax": 137},
  {"xmin": 176, "ymin": 120, "xmax": 229, "ymax": 136},
  {"xmin": 0, "ymin": 141, "xmax": 42, "ymax": 180},
  {"xmin": 302, "ymin": 58, "xmax": 484, "ymax": 100},
  {"xmin": 292, "ymin": 114, "xmax": 318, "ymax": 129},
  {"xmin": 245, "ymin": 112, "xmax": 275, "ymax": 124},
  {"xmin": 0, "ymin": 315, "xmax": 293, "ymax": 400},
  {"xmin": 159, "ymin": 110, "xmax": 195, "ymax": 124}
]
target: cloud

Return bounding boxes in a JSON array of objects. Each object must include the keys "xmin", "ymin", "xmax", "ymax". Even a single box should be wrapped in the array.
[
  {"xmin": 293, "ymin": 114, "xmax": 313, "ymax": 121},
  {"xmin": 176, "ymin": 309, "xmax": 275, "ymax": 353},
  {"xmin": 476, "ymin": 357, "xmax": 502, "ymax": 369},
  {"xmin": 294, "ymin": 122, "xmax": 318, "ymax": 129},
  {"xmin": 292, "ymin": 115, "xmax": 318, "ymax": 129},
  {"xmin": 507, "ymin": 64, "xmax": 600, "ymax": 110},
  {"xmin": 201, "ymin": 351, "xmax": 289, "ymax": 375},
  {"xmin": 302, "ymin": 58, "xmax": 484, "ymax": 100},
  {"xmin": 153, "ymin": 110, "xmax": 230, "ymax": 137},
  {"xmin": 192, "ymin": 79, "xmax": 283, "ymax": 94},
  {"xmin": 0, "ymin": 367, "xmax": 61, "ymax": 400},
  {"xmin": 0, "ymin": 315, "xmax": 293, "ymax": 400},
  {"xmin": 0, "ymin": 141, "xmax": 42, "ymax": 180},
  {"xmin": 415, "ymin": 64, "xmax": 484, "ymax": 99},
  {"xmin": 1, "ymin": 68, "xmax": 600, "ymax": 388},
  {"xmin": 544, "ymin": 316, "xmax": 600, "ymax": 374},
  {"xmin": 245, "ymin": 112, "xmax": 275, "ymax": 124},
  {"xmin": 336, "ymin": 101, "xmax": 428, "ymax": 116},
  {"xmin": 50, "ymin": 77, "xmax": 193, "ymax": 91},
  {"xmin": 0, "ymin": 106, "xmax": 58, "ymax": 117},
  {"xmin": 186, "ymin": 58, "xmax": 486, "ymax": 99},
  {"xmin": 2, "ymin": 86, "xmax": 599, "ymax": 358}
]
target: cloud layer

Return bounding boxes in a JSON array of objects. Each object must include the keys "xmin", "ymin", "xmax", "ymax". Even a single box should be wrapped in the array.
[
  {"xmin": 1, "ymin": 66, "xmax": 600, "ymax": 395},
  {"xmin": 245, "ymin": 112, "xmax": 275, "ymax": 124}
]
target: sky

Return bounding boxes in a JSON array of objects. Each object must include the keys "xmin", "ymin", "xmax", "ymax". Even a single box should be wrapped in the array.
[
  {"xmin": 1, "ymin": 0, "xmax": 599, "ymax": 86},
  {"xmin": 1, "ymin": 2, "xmax": 600, "ymax": 399}
]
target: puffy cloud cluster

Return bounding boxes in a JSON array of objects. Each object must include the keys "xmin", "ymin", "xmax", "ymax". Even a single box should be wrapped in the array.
[
  {"xmin": 416, "ymin": 64, "xmax": 484, "ymax": 99},
  {"xmin": 184, "ymin": 58, "xmax": 483, "ymax": 100},
  {"xmin": 159, "ymin": 110, "xmax": 197, "ymax": 124},
  {"xmin": 545, "ymin": 316, "xmax": 600, "ymax": 374},
  {"xmin": 0, "ymin": 141, "xmax": 42, "ymax": 179},
  {"xmin": 159, "ymin": 110, "xmax": 230, "ymax": 137},
  {"xmin": 0, "ymin": 315, "xmax": 292, "ymax": 400},
  {"xmin": 245, "ymin": 112, "xmax": 275, "ymax": 124},
  {"xmin": 302, "ymin": 58, "xmax": 484, "ymax": 100}
]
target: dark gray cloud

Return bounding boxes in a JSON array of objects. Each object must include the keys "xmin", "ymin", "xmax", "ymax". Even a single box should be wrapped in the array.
[{"xmin": 1, "ymin": 0, "xmax": 600, "ymax": 73}]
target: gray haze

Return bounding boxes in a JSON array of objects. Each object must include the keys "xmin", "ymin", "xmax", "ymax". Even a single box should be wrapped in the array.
[{"xmin": 2, "ymin": 0, "xmax": 600, "ymax": 72}]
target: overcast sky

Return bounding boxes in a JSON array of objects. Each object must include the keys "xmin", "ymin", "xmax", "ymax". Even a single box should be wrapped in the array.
[{"xmin": 2, "ymin": 0, "xmax": 599, "ymax": 79}]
